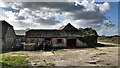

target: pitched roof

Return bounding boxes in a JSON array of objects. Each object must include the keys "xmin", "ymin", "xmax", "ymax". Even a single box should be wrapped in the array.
[
  {"xmin": 0, "ymin": 20, "xmax": 15, "ymax": 38},
  {"xmin": 58, "ymin": 25, "xmax": 66, "ymax": 30},
  {"xmin": 0, "ymin": 20, "xmax": 13, "ymax": 27},
  {"xmin": 26, "ymin": 30, "xmax": 82, "ymax": 38},
  {"xmin": 61, "ymin": 23, "xmax": 77, "ymax": 30},
  {"xmin": 26, "ymin": 23, "xmax": 82, "ymax": 37}
]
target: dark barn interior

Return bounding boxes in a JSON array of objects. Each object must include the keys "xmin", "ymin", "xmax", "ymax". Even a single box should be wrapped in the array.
[{"xmin": 67, "ymin": 39, "xmax": 76, "ymax": 47}]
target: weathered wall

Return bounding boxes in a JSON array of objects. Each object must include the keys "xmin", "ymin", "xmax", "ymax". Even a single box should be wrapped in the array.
[
  {"xmin": 0, "ymin": 22, "xmax": 2, "ymax": 53},
  {"xmin": 76, "ymin": 38, "xmax": 87, "ymax": 47},
  {"xmin": 25, "ymin": 38, "xmax": 45, "ymax": 50},
  {"xmin": 0, "ymin": 39, "xmax": 2, "ymax": 53},
  {"xmin": 0, "ymin": 22, "xmax": 2, "ymax": 39},
  {"xmin": 24, "ymin": 43, "xmax": 35, "ymax": 50},
  {"xmin": 4, "ymin": 26, "xmax": 16, "ymax": 51},
  {"xmin": 0, "ymin": 22, "xmax": 1, "ymax": 68},
  {"xmin": 26, "ymin": 38, "xmax": 44, "ymax": 44},
  {"xmin": 2, "ymin": 22, "xmax": 16, "ymax": 51},
  {"xmin": 3, "ymin": 38, "xmax": 15, "ymax": 50},
  {"xmin": 52, "ymin": 38, "xmax": 67, "ymax": 47}
]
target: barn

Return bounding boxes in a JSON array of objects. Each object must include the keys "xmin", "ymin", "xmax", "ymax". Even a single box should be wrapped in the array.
[
  {"xmin": 0, "ymin": 21, "xmax": 98, "ymax": 51},
  {"xmin": 25, "ymin": 23, "xmax": 98, "ymax": 50},
  {"xmin": 0, "ymin": 20, "xmax": 16, "ymax": 52}
]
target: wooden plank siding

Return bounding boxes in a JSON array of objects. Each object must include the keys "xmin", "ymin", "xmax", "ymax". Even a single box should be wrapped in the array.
[{"xmin": 0, "ymin": 20, "xmax": 16, "ymax": 52}]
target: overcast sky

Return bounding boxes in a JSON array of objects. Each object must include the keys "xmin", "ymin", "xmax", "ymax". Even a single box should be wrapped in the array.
[{"xmin": 0, "ymin": 0, "xmax": 118, "ymax": 36}]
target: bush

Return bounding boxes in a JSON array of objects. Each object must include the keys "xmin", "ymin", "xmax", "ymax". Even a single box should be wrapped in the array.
[{"xmin": 80, "ymin": 28, "xmax": 98, "ymax": 47}]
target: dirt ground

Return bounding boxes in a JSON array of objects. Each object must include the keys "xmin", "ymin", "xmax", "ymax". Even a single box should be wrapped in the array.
[{"xmin": 1, "ymin": 44, "xmax": 119, "ymax": 66}]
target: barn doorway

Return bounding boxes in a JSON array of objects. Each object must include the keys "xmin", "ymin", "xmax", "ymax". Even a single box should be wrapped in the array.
[
  {"xmin": 42, "ymin": 38, "xmax": 52, "ymax": 51},
  {"xmin": 67, "ymin": 39, "xmax": 76, "ymax": 47},
  {"xmin": 44, "ymin": 38, "xmax": 51, "ymax": 45},
  {"xmin": 45, "ymin": 38, "xmax": 51, "ymax": 41}
]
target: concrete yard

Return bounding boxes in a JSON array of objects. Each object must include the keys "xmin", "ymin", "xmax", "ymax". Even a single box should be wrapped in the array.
[{"xmin": 1, "ymin": 44, "xmax": 119, "ymax": 66}]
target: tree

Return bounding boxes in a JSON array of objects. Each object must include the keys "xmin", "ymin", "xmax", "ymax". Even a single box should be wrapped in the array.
[{"xmin": 80, "ymin": 28, "xmax": 98, "ymax": 47}]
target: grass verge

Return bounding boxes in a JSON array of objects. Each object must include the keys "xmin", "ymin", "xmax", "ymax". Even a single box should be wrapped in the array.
[
  {"xmin": 98, "ymin": 40, "xmax": 120, "ymax": 44},
  {"xmin": 0, "ymin": 54, "xmax": 28, "ymax": 67}
]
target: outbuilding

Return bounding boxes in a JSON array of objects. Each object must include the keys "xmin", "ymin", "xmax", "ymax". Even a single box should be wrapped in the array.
[
  {"xmin": 0, "ymin": 20, "xmax": 16, "ymax": 52},
  {"xmin": 25, "ymin": 23, "xmax": 98, "ymax": 50}
]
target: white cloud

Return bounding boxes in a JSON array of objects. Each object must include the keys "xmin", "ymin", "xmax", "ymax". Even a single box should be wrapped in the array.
[
  {"xmin": 4, "ymin": 11, "xmax": 18, "ymax": 20},
  {"xmin": 79, "ymin": 0, "xmax": 97, "ymax": 11},
  {"xmin": 99, "ymin": 2, "xmax": 110, "ymax": 13},
  {"xmin": 0, "ymin": 1, "xmax": 7, "ymax": 7}
]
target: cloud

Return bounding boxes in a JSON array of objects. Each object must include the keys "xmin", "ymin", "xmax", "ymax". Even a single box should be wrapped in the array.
[
  {"xmin": 99, "ymin": 2, "xmax": 111, "ymax": 13},
  {"xmin": 0, "ymin": 1, "xmax": 7, "ymax": 7},
  {"xmin": 0, "ymin": 0, "xmax": 117, "ymax": 35},
  {"xmin": 19, "ymin": 2, "xmax": 84, "ymax": 12}
]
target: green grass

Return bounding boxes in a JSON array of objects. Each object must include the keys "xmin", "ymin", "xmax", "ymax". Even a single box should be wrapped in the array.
[
  {"xmin": 98, "ymin": 40, "xmax": 120, "ymax": 44},
  {"xmin": 0, "ymin": 54, "xmax": 28, "ymax": 67}
]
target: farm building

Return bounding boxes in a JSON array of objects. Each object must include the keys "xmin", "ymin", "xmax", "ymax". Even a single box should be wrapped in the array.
[
  {"xmin": 0, "ymin": 20, "xmax": 16, "ymax": 52},
  {"xmin": 25, "ymin": 23, "xmax": 98, "ymax": 50},
  {"xmin": 15, "ymin": 30, "xmax": 26, "ymax": 50}
]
